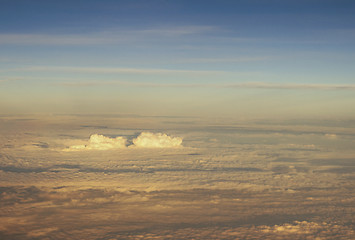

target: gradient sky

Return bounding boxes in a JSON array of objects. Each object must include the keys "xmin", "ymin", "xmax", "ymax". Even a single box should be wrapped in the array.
[{"xmin": 1, "ymin": 0, "xmax": 355, "ymax": 118}]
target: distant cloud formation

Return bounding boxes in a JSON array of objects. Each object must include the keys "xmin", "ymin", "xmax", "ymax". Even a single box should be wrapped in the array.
[
  {"xmin": 258, "ymin": 221, "xmax": 350, "ymax": 237},
  {"xmin": 325, "ymin": 133, "xmax": 337, "ymax": 139},
  {"xmin": 66, "ymin": 134, "xmax": 127, "ymax": 151},
  {"xmin": 132, "ymin": 132, "xmax": 183, "ymax": 148},
  {"xmin": 65, "ymin": 132, "xmax": 182, "ymax": 151}
]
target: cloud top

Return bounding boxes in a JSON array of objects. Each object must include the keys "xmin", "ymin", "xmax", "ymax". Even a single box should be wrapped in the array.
[
  {"xmin": 132, "ymin": 132, "xmax": 183, "ymax": 148},
  {"xmin": 65, "ymin": 132, "xmax": 183, "ymax": 151},
  {"xmin": 67, "ymin": 134, "xmax": 127, "ymax": 151}
]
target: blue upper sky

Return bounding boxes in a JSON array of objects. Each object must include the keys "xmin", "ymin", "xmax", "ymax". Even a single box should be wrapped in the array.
[
  {"xmin": 1, "ymin": 0, "xmax": 355, "ymax": 117},
  {"xmin": 1, "ymin": 0, "xmax": 354, "ymax": 34}
]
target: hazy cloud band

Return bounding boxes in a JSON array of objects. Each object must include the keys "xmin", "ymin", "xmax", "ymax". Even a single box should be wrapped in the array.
[{"xmin": 58, "ymin": 81, "xmax": 355, "ymax": 90}]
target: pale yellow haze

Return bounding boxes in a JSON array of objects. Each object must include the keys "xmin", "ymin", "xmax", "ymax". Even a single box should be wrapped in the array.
[{"xmin": 1, "ymin": 84, "xmax": 354, "ymax": 118}]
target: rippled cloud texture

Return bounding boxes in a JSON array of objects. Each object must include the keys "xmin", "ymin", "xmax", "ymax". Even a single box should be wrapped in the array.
[{"xmin": 0, "ymin": 115, "xmax": 355, "ymax": 239}]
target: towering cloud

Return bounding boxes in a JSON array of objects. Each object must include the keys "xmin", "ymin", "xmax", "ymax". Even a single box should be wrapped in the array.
[
  {"xmin": 67, "ymin": 134, "xmax": 127, "ymax": 151},
  {"xmin": 132, "ymin": 132, "xmax": 183, "ymax": 148},
  {"xmin": 65, "ymin": 132, "xmax": 183, "ymax": 151}
]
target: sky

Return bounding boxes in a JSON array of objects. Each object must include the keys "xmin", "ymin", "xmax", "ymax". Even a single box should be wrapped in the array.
[
  {"xmin": 1, "ymin": 0, "xmax": 355, "ymax": 118},
  {"xmin": 1, "ymin": 2, "xmax": 355, "ymax": 238}
]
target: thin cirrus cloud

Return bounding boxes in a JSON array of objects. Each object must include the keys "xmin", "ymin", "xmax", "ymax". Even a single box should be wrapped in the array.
[
  {"xmin": 0, "ymin": 33, "xmax": 122, "ymax": 45},
  {"xmin": 3, "ymin": 27, "xmax": 352, "ymax": 46},
  {"xmin": 180, "ymin": 57, "xmax": 271, "ymax": 63},
  {"xmin": 58, "ymin": 80, "xmax": 355, "ymax": 90},
  {"xmin": 0, "ymin": 77, "xmax": 22, "ymax": 83},
  {"xmin": 0, "ymin": 26, "xmax": 217, "ymax": 46},
  {"xmin": 224, "ymin": 82, "xmax": 355, "ymax": 90},
  {"xmin": 15, "ymin": 66, "xmax": 226, "ymax": 75},
  {"xmin": 65, "ymin": 132, "xmax": 183, "ymax": 151},
  {"xmin": 137, "ymin": 25, "xmax": 217, "ymax": 36},
  {"xmin": 8, "ymin": 66, "xmax": 355, "ymax": 91},
  {"xmin": 2, "ymin": 67, "xmax": 355, "ymax": 90}
]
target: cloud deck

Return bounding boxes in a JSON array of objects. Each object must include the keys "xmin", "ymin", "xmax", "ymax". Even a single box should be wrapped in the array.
[{"xmin": 0, "ymin": 115, "xmax": 354, "ymax": 239}]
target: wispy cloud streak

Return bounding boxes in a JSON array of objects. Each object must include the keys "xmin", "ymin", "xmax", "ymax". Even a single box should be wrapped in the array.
[
  {"xmin": 224, "ymin": 82, "xmax": 355, "ymax": 90},
  {"xmin": 0, "ymin": 34, "xmax": 121, "ymax": 45},
  {"xmin": 0, "ymin": 26, "xmax": 217, "ymax": 45},
  {"xmin": 0, "ymin": 77, "xmax": 22, "ymax": 83},
  {"xmin": 180, "ymin": 57, "xmax": 270, "ymax": 63},
  {"xmin": 58, "ymin": 81, "xmax": 355, "ymax": 90},
  {"xmin": 13, "ymin": 66, "xmax": 227, "ymax": 75}
]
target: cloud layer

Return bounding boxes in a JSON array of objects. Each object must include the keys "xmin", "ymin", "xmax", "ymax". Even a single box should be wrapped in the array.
[{"xmin": 66, "ymin": 132, "xmax": 183, "ymax": 151}]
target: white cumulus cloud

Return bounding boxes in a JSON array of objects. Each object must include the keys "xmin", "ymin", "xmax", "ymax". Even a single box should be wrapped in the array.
[
  {"xmin": 64, "ymin": 132, "xmax": 183, "ymax": 151},
  {"xmin": 66, "ymin": 134, "xmax": 127, "ymax": 151},
  {"xmin": 132, "ymin": 132, "xmax": 183, "ymax": 148}
]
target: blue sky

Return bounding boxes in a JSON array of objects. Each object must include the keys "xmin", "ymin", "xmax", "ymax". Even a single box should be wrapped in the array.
[{"xmin": 1, "ymin": 0, "xmax": 355, "ymax": 117}]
